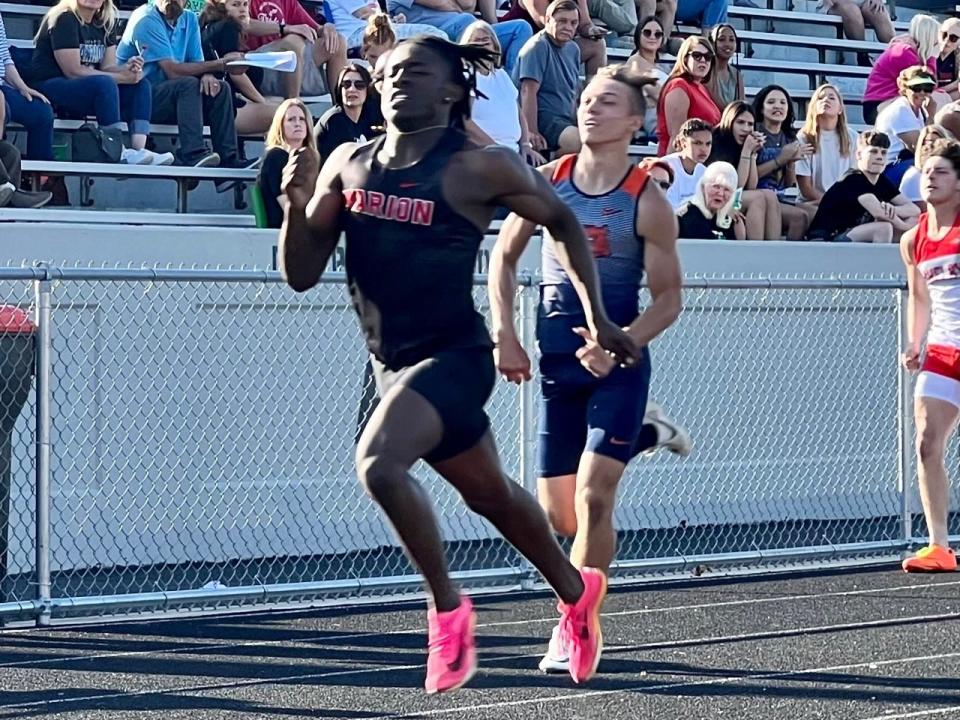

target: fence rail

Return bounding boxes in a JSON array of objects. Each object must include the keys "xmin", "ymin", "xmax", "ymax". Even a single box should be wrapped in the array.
[{"xmin": 0, "ymin": 265, "xmax": 954, "ymax": 628}]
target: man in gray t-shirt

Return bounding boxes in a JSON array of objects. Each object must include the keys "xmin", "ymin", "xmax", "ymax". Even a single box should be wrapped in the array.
[{"xmin": 516, "ymin": 0, "xmax": 582, "ymax": 154}]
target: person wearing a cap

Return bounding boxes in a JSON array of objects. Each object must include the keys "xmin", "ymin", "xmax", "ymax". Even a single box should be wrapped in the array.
[{"xmin": 875, "ymin": 66, "xmax": 938, "ymax": 187}]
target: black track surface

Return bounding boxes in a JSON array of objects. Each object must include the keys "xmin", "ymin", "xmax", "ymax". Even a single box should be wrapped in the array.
[{"xmin": 1, "ymin": 566, "xmax": 959, "ymax": 719}]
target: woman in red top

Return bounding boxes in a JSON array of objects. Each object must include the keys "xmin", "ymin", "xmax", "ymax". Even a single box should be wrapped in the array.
[{"xmin": 657, "ymin": 35, "xmax": 721, "ymax": 157}]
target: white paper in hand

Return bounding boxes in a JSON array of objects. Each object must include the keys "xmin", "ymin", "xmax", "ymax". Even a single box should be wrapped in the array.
[{"xmin": 227, "ymin": 51, "xmax": 298, "ymax": 73}]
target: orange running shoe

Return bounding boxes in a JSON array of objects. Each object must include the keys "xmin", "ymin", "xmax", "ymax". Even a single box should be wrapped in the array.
[
  {"xmin": 424, "ymin": 596, "xmax": 477, "ymax": 694},
  {"xmin": 902, "ymin": 544, "xmax": 957, "ymax": 573},
  {"xmin": 558, "ymin": 567, "xmax": 607, "ymax": 684}
]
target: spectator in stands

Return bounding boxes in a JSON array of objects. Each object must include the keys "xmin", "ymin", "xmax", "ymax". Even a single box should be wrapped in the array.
[
  {"xmin": 117, "ymin": 0, "xmax": 245, "ymax": 172},
  {"xmin": 460, "ymin": 21, "xmax": 544, "ymax": 165},
  {"xmin": 674, "ymin": 0, "xmax": 728, "ymax": 37},
  {"xmin": 388, "ymin": 0, "xmax": 534, "ymax": 75},
  {"xmin": 706, "ymin": 23, "xmax": 742, "ymax": 111},
  {"xmin": 257, "ymin": 97, "xmax": 313, "ymax": 228},
  {"xmin": 899, "ymin": 123, "xmax": 953, "ymax": 210},
  {"xmin": 807, "ymin": 130, "xmax": 918, "ymax": 243},
  {"xmin": 327, "ymin": 0, "xmax": 442, "ymax": 56},
  {"xmin": 819, "ymin": 0, "xmax": 893, "ymax": 66},
  {"xmin": 0, "ymin": 139, "xmax": 53, "ymax": 207},
  {"xmin": 708, "ymin": 100, "xmax": 781, "ymax": 240},
  {"xmin": 500, "ymin": 0, "xmax": 606, "ymax": 78},
  {"xmin": 875, "ymin": 66, "xmax": 936, "ymax": 186},
  {"xmin": 656, "ymin": 35, "xmax": 720, "ymax": 157},
  {"xmin": 199, "ymin": 0, "xmax": 281, "ymax": 135},
  {"xmin": 677, "ymin": 161, "xmax": 746, "ymax": 240},
  {"xmin": 0, "ymin": 10, "xmax": 55, "ymax": 162},
  {"xmin": 936, "ymin": 17, "xmax": 960, "ymax": 101},
  {"xmin": 32, "ymin": 0, "xmax": 173, "ymax": 165},
  {"xmin": 753, "ymin": 84, "xmax": 812, "ymax": 240},
  {"xmin": 360, "ymin": 13, "xmax": 395, "ymax": 68},
  {"xmin": 660, "ymin": 117, "xmax": 710, "ymax": 209},
  {"xmin": 863, "ymin": 13, "xmax": 940, "ymax": 123},
  {"xmin": 638, "ymin": 156, "xmax": 674, "ymax": 192},
  {"xmin": 517, "ymin": 0, "xmax": 582, "ymax": 155},
  {"xmin": 245, "ymin": 0, "xmax": 347, "ymax": 100},
  {"xmin": 314, "ymin": 63, "xmax": 381, "ymax": 161},
  {"xmin": 796, "ymin": 83, "xmax": 859, "ymax": 205},
  {"xmin": 626, "ymin": 15, "xmax": 667, "ymax": 138}
]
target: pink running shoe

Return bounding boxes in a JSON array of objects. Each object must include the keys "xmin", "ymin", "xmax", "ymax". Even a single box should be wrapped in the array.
[
  {"xmin": 425, "ymin": 596, "xmax": 477, "ymax": 694},
  {"xmin": 558, "ymin": 567, "xmax": 607, "ymax": 684}
]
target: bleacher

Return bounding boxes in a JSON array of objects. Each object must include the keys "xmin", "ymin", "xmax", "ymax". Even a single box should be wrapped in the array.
[{"xmin": 0, "ymin": 0, "xmax": 936, "ymax": 225}]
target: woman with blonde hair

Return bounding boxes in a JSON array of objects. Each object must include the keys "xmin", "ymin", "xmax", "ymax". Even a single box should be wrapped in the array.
[
  {"xmin": 863, "ymin": 13, "xmax": 941, "ymax": 123},
  {"xmin": 655, "ymin": 35, "xmax": 721, "ymax": 157},
  {"xmin": 31, "ymin": 0, "xmax": 172, "ymax": 164},
  {"xmin": 796, "ymin": 84, "xmax": 859, "ymax": 204},
  {"xmin": 899, "ymin": 124, "xmax": 954, "ymax": 209},
  {"xmin": 361, "ymin": 13, "xmax": 396, "ymax": 69},
  {"xmin": 677, "ymin": 161, "xmax": 746, "ymax": 240},
  {"xmin": 459, "ymin": 20, "xmax": 543, "ymax": 166},
  {"xmin": 257, "ymin": 99, "xmax": 315, "ymax": 228}
]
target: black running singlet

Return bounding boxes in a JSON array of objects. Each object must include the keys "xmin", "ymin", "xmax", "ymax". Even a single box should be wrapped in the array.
[{"xmin": 340, "ymin": 129, "xmax": 493, "ymax": 369}]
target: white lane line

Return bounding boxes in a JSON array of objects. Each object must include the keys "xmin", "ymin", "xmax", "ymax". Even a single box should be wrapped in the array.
[
  {"xmin": 857, "ymin": 706, "xmax": 960, "ymax": 720},
  {"xmin": 1, "ymin": 577, "xmax": 957, "ymax": 671},
  {"xmin": 376, "ymin": 649, "xmax": 960, "ymax": 718},
  {"xmin": 2, "ymin": 609, "xmax": 958, "ymax": 712}
]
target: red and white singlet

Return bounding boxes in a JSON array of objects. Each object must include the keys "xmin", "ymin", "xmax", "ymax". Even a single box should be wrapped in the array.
[{"xmin": 915, "ymin": 211, "xmax": 960, "ymax": 403}]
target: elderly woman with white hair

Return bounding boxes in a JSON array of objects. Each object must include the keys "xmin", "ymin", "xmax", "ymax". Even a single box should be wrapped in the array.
[
  {"xmin": 677, "ymin": 161, "xmax": 746, "ymax": 240},
  {"xmin": 459, "ymin": 20, "xmax": 544, "ymax": 167}
]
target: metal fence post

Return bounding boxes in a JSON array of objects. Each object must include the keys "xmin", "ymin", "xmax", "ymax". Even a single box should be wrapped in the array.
[
  {"xmin": 896, "ymin": 287, "xmax": 913, "ymax": 547},
  {"xmin": 34, "ymin": 272, "xmax": 52, "ymax": 626},
  {"xmin": 518, "ymin": 277, "xmax": 538, "ymax": 588}
]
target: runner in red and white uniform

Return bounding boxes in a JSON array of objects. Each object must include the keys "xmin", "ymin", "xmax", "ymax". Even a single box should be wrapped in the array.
[{"xmin": 899, "ymin": 138, "xmax": 960, "ymax": 573}]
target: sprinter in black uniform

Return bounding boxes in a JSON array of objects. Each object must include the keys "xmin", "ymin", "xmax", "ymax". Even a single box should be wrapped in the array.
[{"xmin": 279, "ymin": 36, "xmax": 637, "ymax": 694}]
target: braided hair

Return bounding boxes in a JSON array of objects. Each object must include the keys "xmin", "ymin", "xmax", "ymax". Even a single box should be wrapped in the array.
[{"xmin": 397, "ymin": 35, "xmax": 497, "ymax": 130}]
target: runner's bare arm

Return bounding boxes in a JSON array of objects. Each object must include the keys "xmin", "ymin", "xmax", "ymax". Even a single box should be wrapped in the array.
[
  {"xmin": 489, "ymin": 161, "xmax": 559, "ymax": 344},
  {"xmin": 480, "ymin": 150, "xmax": 638, "ymax": 363},
  {"xmin": 624, "ymin": 186, "xmax": 682, "ymax": 347},
  {"xmin": 279, "ymin": 143, "xmax": 353, "ymax": 292},
  {"xmin": 900, "ymin": 225, "xmax": 930, "ymax": 358}
]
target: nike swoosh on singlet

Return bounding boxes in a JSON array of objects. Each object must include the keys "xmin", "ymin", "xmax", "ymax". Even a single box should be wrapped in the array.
[
  {"xmin": 398, "ymin": 182, "xmax": 420, "ymax": 189},
  {"xmin": 609, "ymin": 438, "xmax": 631, "ymax": 445}
]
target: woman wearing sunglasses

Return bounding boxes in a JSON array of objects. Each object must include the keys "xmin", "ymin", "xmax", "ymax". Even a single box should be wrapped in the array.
[
  {"xmin": 314, "ymin": 63, "xmax": 383, "ymax": 163},
  {"xmin": 655, "ymin": 35, "xmax": 720, "ymax": 157},
  {"xmin": 936, "ymin": 18, "xmax": 960, "ymax": 101},
  {"xmin": 876, "ymin": 66, "xmax": 938, "ymax": 187},
  {"xmin": 626, "ymin": 15, "xmax": 667, "ymax": 138},
  {"xmin": 863, "ymin": 13, "xmax": 940, "ymax": 124}
]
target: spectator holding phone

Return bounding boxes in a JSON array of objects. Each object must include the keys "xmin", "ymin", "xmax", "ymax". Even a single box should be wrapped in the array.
[{"xmin": 33, "ymin": 0, "xmax": 174, "ymax": 165}]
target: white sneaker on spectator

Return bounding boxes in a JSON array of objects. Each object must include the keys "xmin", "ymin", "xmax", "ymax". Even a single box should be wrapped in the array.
[
  {"xmin": 642, "ymin": 402, "xmax": 692, "ymax": 457},
  {"xmin": 0, "ymin": 182, "xmax": 14, "ymax": 208},
  {"xmin": 120, "ymin": 148, "xmax": 153, "ymax": 165},
  {"xmin": 148, "ymin": 150, "xmax": 176, "ymax": 166}
]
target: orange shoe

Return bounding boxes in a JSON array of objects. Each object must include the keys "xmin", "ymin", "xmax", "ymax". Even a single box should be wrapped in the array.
[
  {"xmin": 424, "ymin": 596, "xmax": 477, "ymax": 694},
  {"xmin": 902, "ymin": 544, "xmax": 957, "ymax": 573}
]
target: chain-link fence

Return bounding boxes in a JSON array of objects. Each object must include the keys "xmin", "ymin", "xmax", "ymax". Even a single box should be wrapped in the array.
[{"xmin": 0, "ymin": 266, "xmax": 945, "ymax": 627}]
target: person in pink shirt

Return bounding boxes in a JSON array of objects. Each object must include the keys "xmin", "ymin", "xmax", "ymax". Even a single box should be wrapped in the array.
[
  {"xmin": 245, "ymin": 0, "xmax": 347, "ymax": 99},
  {"xmin": 863, "ymin": 13, "xmax": 940, "ymax": 124}
]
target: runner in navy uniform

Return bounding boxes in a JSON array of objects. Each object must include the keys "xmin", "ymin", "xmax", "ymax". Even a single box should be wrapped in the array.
[
  {"xmin": 279, "ymin": 36, "xmax": 637, "ymax": 694},
  {"xmin": 491, "ymin": 64, "xmax": 683, "ymax": 674}
]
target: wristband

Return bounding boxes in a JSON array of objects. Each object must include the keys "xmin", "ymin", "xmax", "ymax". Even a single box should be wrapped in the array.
[
  {"xmin": 278, "ymin": 21, "xmax": 286, "ymax": 35},
  {"xmin": 521, "ymin": 141, "xmax": 533, "ymax": 148}
]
